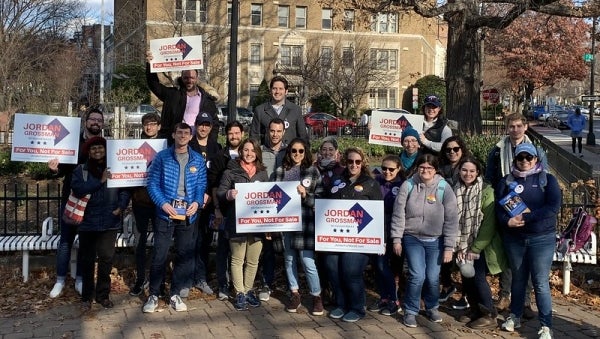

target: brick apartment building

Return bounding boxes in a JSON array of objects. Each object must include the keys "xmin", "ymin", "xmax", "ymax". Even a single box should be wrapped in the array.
[{"xmin": 113, "ymin": 0, "xmax": 446, "ymax": 113}]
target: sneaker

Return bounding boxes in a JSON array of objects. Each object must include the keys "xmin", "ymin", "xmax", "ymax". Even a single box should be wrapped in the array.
[
  {"xmin": 75, "ymin": 279, "xmax": 82, "ymax": 296},
  {"xmin": 538, "ymin": 326, "xmax": 553, "ymax": 339},
  {"xmin": 381, "ymin": 301, "xmax": 400, "ymax": 316},
  {"xmin": 495, "ymin": 295, "xmax": 510, "ymax": 311},
  {"xmin": 246, "ymin": 291, "xmax": 261, "ymax": 308},
  {"xmin": 501, "ymin": 314, "xmax": 521, "ymax": 332},
  {"xmin": 403, "ymin": 313, "xmax": 418, "ymax": 328},
  {"xmin": 342, "ymin": 311, "xmax": 362, "ymax": 323},
  {"xmin": 129, "ymin": 281, "xmax": 146, "ymax": 296},
  {"xmin": 286, "ymin": 292, "xmax": 301, "ymax": 313},
  {"xmin": 258, "ymin": 285, "xmax": 271, "ymax": 301},
  {"xmin": 49, "ymin": 281, "xmax": 65, "ymax": 298},
  {"xmin": 368, "ymin": 299, "xmax": 388, "ymax": 312},
  {"xmin": 143, "ymin": 295, "xmax": 159, "ymax": 313},
  {"xmin": 452, "ymin": 296, "xmax": 470, "ymax": 310},
  {"xmin": 439, "ymin": 285, "xmax": 456, "ymax": 302},
  {"xmin": 234, "ymin": 292, "xmax": 248, "ymax": 311},
  {"xmin": 427, "ymin": 308, "xmax": 443, "ymax": 323},
  {"xmin": 523, "ymin": 305, "xmax": 536, "ymax": 320},
  {"xmin": 218, "ymin": 286, "xmax": 230, "ymax": 301},
  {"xmin": 195, "ymin": 281, "xmax": 214, "ymax": 295},
  {"xmin": 180, "ymin": 288, "xmax": 190, "ymax": 298},
  {"xmin": 170, "ymin": 295, "xmax": 187, "ymax": 312},
  {"xmin": 311, "ymin": 296, "xmax": 324, "ymax": 316},
  {"xmin": 329, "ymin": 307, "xmax": 345, "ymax": 319}
]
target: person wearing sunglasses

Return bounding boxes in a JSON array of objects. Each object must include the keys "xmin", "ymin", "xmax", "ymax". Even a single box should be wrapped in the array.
[
  {"xmin": 390, "ymin": 154, "xmax": 459, "ymax": 328},
  {"xmin": 495, "ymin": 143, "xmax": 560, "ymax": 339},
  {"xmin": 438, "ymin": 136, "xmax": 471, "ymax": 309},
  {"xmin": 273, "ymin": 138, "xmax": 325, "ymax": 316},
  {"xmin": 323, "ymin": 147, "xmax": 383, "ymax": 322},
  {"xmin": 453, "ymin": 157, "xmax": 507, "ymax": 329},
  {"xmin": 368, "ymin": 155, "xmax": 404, "ymax": 317}
]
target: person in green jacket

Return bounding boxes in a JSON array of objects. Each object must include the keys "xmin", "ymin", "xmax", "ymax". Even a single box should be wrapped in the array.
[{"xmin": 453, "ymin": 156, "xmax": 507, "ymax": 329}]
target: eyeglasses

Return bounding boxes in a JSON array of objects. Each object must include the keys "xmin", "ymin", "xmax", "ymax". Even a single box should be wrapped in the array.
[
  {"xmin": 418, "ymin": 165, "xmax": 435, "ymax": 172},
  {"xmin": 347, "ymin": 159, "xmax": 362, "ymax": 165},
  {"xmin": 87, "ymin": 118, "xmax": 103, "ymax": 123},
  {"xmin": 381, "ymin": 166, "xmax": 397, "ymax": 172},
  {"xmin": 291, "ymin": 148, "xmax": 305, "ymax": 154},
  {"xmin": 143, "ymin": 122, "xmax": 159, "ymax": 127},
  {"xmin": 445, "ymin": 147, "xmax": 461, "ymax": 154},
  {"xmin": 403, "ymin": 139, "xmax": 419, "ymax": 144},
  {"xmin": 515, "ymin": 154, "xmax": 535, "ymax": 162}
]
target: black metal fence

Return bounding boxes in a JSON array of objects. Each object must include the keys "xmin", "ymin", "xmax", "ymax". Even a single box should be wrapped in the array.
[{"xmin": 1, "ymin": 182, "xmax": 62, "ymax": 235}]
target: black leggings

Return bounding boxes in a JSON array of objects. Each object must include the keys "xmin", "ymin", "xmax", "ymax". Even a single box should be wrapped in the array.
[{"xmin": 572, "ymin": 137, "xmax": 582, "ymax": 153}]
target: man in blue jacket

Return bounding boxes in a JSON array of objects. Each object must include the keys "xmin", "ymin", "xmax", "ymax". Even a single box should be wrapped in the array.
[
  {"xmin": 567, "ymin": 108, "xmax": 586, "ymax": 157},
  {"xmin": 143, "ymin": 122, "xmax": 207, "ymax": 313}
]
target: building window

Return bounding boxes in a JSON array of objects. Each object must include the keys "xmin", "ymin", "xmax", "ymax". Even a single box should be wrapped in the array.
[
  {"xmin": 278, "ymin": 6, "xmax": 289, "ymax": 28},
  {"xmin": 344, "ymin": 10, "xmax": 354, "ymax": 31},
  {"xmin": 250, "ymin": 43, "xmax": 261, "ymax": 65},
  {"xmin": 322, "ymin": 9, "xmax": 332, "ymax": 30},
  {"xmin": 280, "ymin": 45, "xmax": 303, "ymax": 68},
  {"xmin": 251, "ymin": 4, "xmax": 262, "ymax": 26},
  {"xmin": 175, "ymin": 0, "xmax": 207, "ymax": 23},
  {"xmin": 371, "ymin": 13, "xmax": 398, "ymax": 33},
  {"xmin": 227, "ymin": 3, "xmax": 232, "ymax": 25},
  {"xmin": 342, "ymin": 47, "xmax": 354, "ymax": 68},
  {"xmin": 369, "ymin": 88, "xmax": 397, "ymax": 108},
  {"xmin": 370, "ymin": 49, "xmax": 398, "ymax": 70},
  {"xmin": 87, "ymin": 37, "xmax": 93, "ymax": 49},
  {"xmin": 296, "ymin": 6, "xmax": 307, "ymax": 29},
  {"xmin": 320, "ymin": 47, "xmax": 332, "ymax": 71},
  {"xmin": 249, "ymin": 84, "xmax": 260, "ymax": 103}
]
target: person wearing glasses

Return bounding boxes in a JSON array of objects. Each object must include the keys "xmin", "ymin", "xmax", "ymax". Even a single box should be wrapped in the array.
[
  {"xmin": 495, "ymin": 143, "xmax": 560, "ymax": 339},
  {"xmin": 273, "ymin": 138, "xmax": 325, "ymax": 316},
  {"xmin": 418, "ymin": 95, "xmax": 452, "ymax": 155},
  {"xmin": 324, "ymin": 147, "xmax": 383, "ymax": 322},
  {"xmin": 390, "ymin": 154, "xmax": 459, "ymax": 328},
  {"xmin": 399, "ymin": 127, "xmax": 423, "ymax": 176},
  {"xmin": 368, "ymin": 155, "xmax": 404, "ymax": 317},
  {"xmin": 438, "ymin": 136, "xmax": 471, "ymax": 309}
]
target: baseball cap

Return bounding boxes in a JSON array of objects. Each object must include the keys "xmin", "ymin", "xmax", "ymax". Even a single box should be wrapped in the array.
[
  {"xmin": 515, "ymin": 143, "xmax": 538, "ymax": 157},
  {"xmin": 424, "ymin": 95, "xmax": 442, "ymax": 108},
  {"xmin": 195, "ymin": 112, "xmax": 213, "ymax": 125}
]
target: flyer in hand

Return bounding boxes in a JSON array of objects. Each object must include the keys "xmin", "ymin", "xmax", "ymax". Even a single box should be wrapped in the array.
[{"xmin": 499, "ymin": 191, "xmax": 530, "ymax": 217}]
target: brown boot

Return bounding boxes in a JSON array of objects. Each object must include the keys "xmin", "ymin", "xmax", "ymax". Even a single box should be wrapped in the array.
[
  {"xmin": 286, "ymin": 292, "xmax": 301, "ymax": 313},
  {"xmin": 312, "ymin": 295, "xmax": 324, "ymax": 316},
  {"xmin": 468, "ymin": 314, "xmax": 497, "ymax": 329},
  {"xmin": 495, "ymin": 296, "xmax": 510, "ymax": 311},
  {"xmin": 458, "ymin": 309, "xmax": 480, "ymax": 323}
]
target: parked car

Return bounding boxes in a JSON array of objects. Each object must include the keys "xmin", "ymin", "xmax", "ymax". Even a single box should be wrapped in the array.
[
  {"xmin": 216, "ymin": 106, "xmax": 254, "ymax": 127},
  {"xmin": 124, "ymin": 104, "xmax": 161, "ymax": 127},
  {"xmin": 303, "ymin": 112, "xmax": 356, "ymax": 135}
]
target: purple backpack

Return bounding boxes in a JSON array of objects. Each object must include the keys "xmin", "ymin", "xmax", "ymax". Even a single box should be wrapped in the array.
[{"xmin": 557, "ymin": 207, "xmax": 597, "ymax": 254}]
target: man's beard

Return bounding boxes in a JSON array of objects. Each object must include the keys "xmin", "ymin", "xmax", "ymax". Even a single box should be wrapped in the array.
[{"xmin": 87, "ymin": 125, "xmax": 102, "ymax": 135}]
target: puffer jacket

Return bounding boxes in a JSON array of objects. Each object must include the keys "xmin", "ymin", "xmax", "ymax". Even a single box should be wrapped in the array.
[
  {"xmin": 147, "ymin": 146, "xmax": 207, "ymax": 223},
  {"xmin": 71, "ymin": 164, "xmax": 130, "ymax": 232},
  {"xmin": 217, "ymin": 159, "xmax": 269, "ymax": 239}
]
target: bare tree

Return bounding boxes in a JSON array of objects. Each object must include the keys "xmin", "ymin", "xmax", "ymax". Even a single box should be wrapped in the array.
[
  {"xmin": 295, "ymin": 36, "xmax": 396, "ymax": 117},
  {"xmin": 0, "ymin": 0, "xmax": 86, "ymax": 114}
]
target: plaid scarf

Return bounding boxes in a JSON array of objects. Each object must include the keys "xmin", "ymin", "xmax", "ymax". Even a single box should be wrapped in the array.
[{"xmin": 454, "ymin": 176, "xmax": 484, "ymax": 252}]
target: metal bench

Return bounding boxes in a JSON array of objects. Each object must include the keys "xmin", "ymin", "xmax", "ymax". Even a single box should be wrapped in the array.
[
  {"xmin": 553, "ymin": 232, "xmax": 597, "ymax": 295},
  {"xmin": 0, "ymin": 214, "xmax": 152, "ymax": 282}
]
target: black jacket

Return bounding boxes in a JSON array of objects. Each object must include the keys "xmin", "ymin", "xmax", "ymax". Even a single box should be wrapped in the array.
[
  {"xmin": 146, "ymin": 63, "xmax": 219, "ymax": 145},
  {"xmin": 324, "ymin": 171, "xmax": 383, "ymax": 201}
]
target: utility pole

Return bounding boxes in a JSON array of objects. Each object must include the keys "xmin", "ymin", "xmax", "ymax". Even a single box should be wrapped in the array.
[
  {"xmin": 227, "ymin": 0, "xmax": 239, "ymax": 124},
  {"xmin": 587, "ymin": 17, "xmax": 596, "ymax": 146},
  {"xmin": 99, "ymin": 0, "xmax": 105, "ymax": 104}
]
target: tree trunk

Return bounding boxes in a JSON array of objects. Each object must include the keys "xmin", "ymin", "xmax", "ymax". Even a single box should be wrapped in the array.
[{"xmin": 445, "ymin": 10, "xmax": 483, "ymax": 135}]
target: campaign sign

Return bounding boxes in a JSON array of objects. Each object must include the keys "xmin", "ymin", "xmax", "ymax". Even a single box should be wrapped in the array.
[
  {"xmin": 106, "ymin": 139, "xmax": 167, "ymax": 188},
  {"xmin": 368, "ymin": 110, "xmax": 424, "ymax": 147},
  {"xmin": 235, "ymin": 181, "xmax": 302, "ymax": 233},
  {"xmin": 149, "ymin": 35, "xmax": 204, "ymax": 73},
  {"xmin": 11, "ymin": 113, "xmax": 81, "ymax": 164},
  {"xmin": 315, "ymin": 199, "xmax": 385, "ymax": 254}
]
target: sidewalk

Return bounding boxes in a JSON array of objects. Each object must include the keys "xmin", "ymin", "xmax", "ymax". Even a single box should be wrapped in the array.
[
  {"xmin": 530, "ymin": 124, "xmax": 600, "ymax": 176},
  {"xmin": 1, "ymin": 290, "xmax": 600, "ymax": 338}
]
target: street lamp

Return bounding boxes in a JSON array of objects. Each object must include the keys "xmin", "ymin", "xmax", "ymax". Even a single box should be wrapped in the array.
[{"xmin": 586, "ymin": 17, "xmax": 596, "ymax": 146}]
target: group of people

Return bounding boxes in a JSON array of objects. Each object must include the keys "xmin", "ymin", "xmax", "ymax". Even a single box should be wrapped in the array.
[{"xmin": 46, "ymin": 64, "xmax": 560, "ymax": 339}]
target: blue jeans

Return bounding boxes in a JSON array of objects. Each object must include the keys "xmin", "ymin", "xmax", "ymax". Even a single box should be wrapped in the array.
[
  {"xmin": 56, "ymin": 201, "xmax": 81, "ymax": 279},
  {"xmin": 462, "ymin": 251, "xmax": 495, "ymax": 315},
  {"xmin": 283, "ymin": 234, "xmax": 321, "ymax": 296},
  {"xmin": 148, "ymin": 218, "xmax": 195, "ymax": 297},
  {"xmin": 402, "ymin": 235, "xmax": 443, "ymax": 315},
  {"xmin": 371, "ymin": 242, "xmax": 397, "ymax": 302},
  {"xmin": 325, "ymin": 252, "xmax": 369, "ymax": 317},
  {"xmin": 503, "ymin": 232, "xmax": 555, "ymax": 328},
  {"xmin": 132, "ymin": 204, "xmax": 155, "ymax": 285}
]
